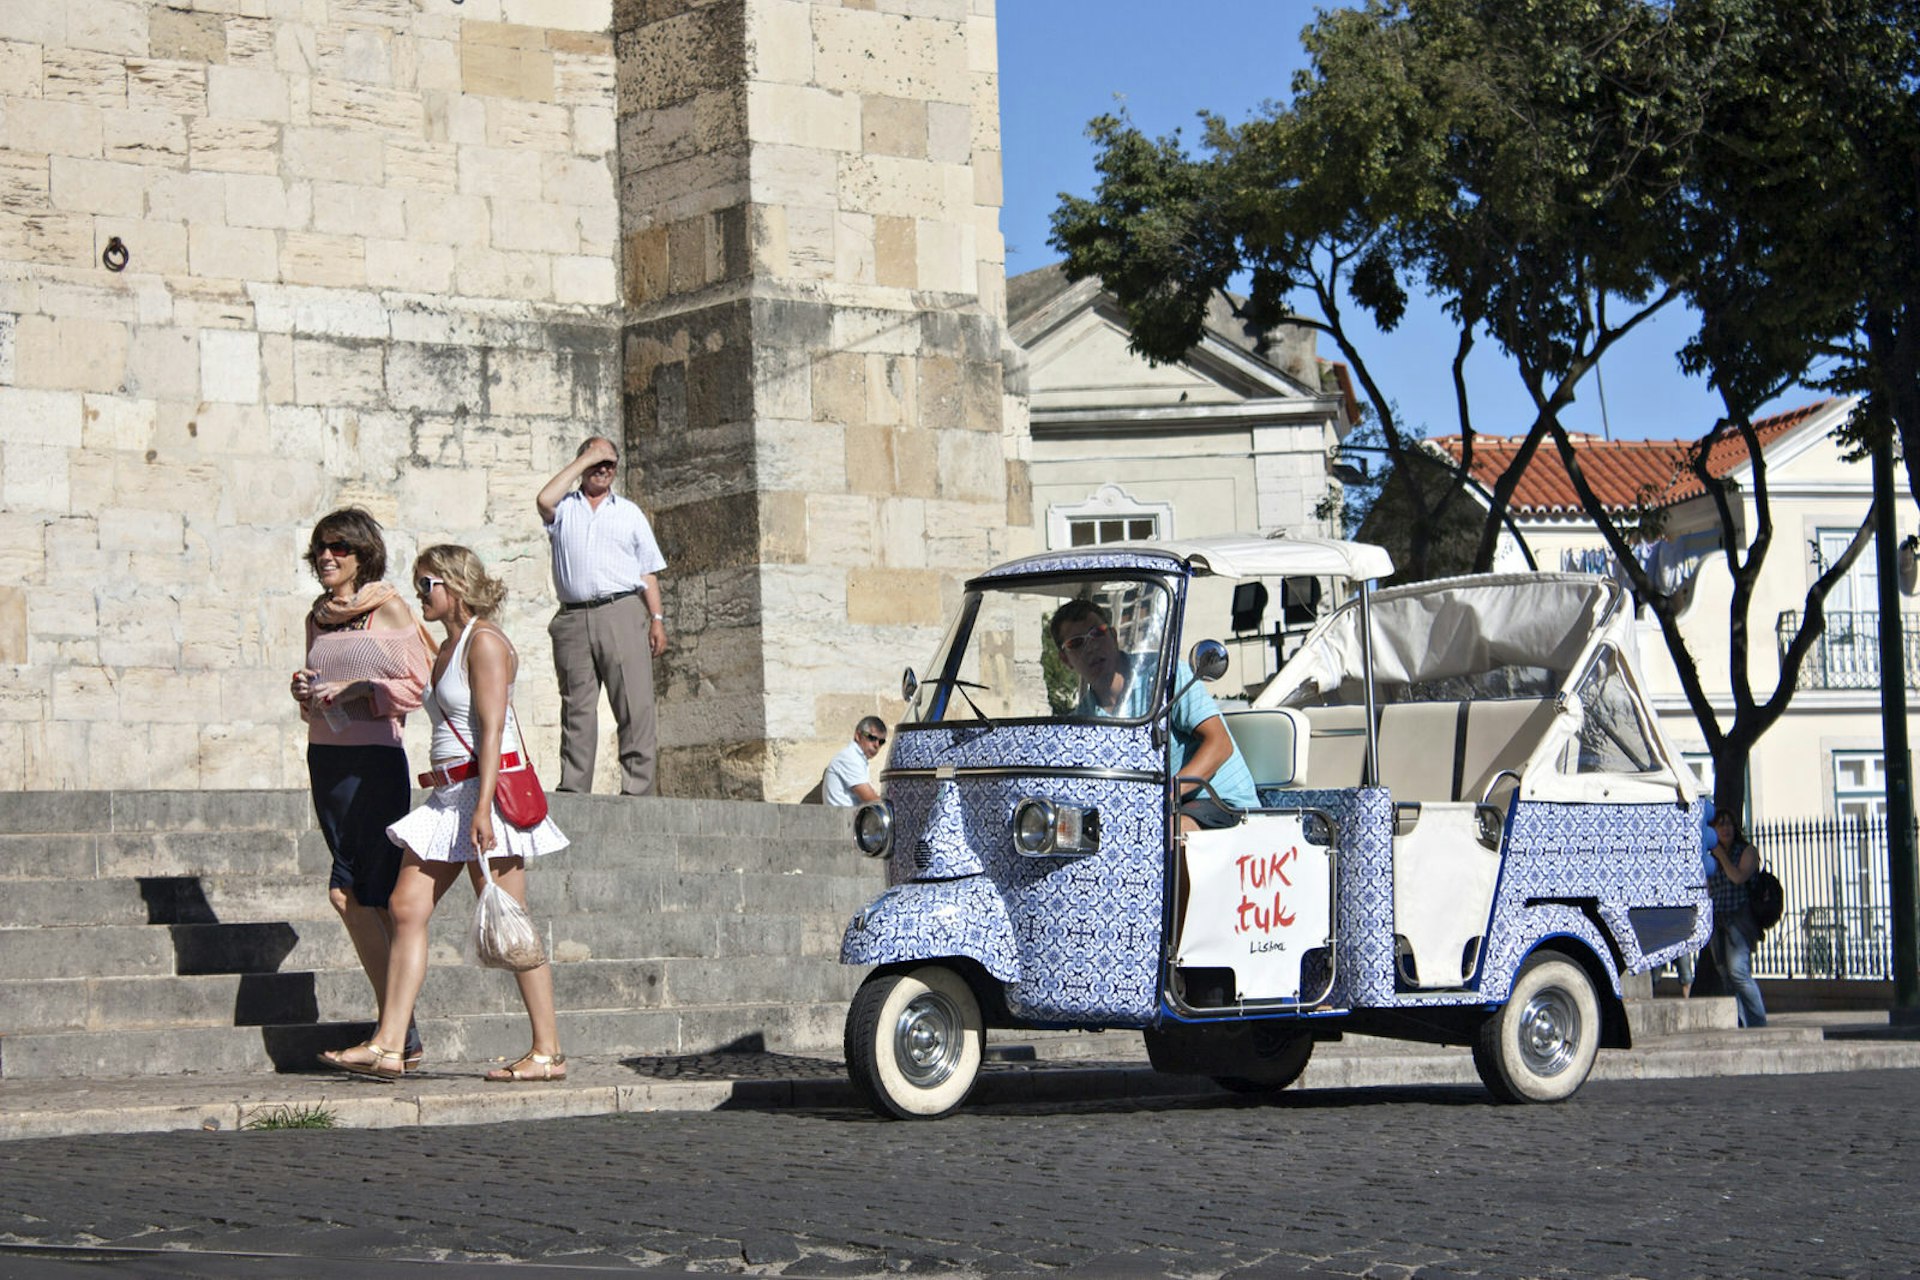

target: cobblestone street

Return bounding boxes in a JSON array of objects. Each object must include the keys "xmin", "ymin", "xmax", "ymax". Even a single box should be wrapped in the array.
[{"xmin": 2, "ymin": 1068, "xmax": 1914, "ymax": 1277}]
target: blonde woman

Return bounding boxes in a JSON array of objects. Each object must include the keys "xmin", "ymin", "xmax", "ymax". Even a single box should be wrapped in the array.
[{"xmin": 320, "ymin": 545, "xmax": 569, "ymax": 1082}]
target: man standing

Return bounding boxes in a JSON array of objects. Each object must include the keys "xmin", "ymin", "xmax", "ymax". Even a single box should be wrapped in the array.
[
  {"xmin": 822, "ymin": 716, "xmax": 886, "ymax": 806},
  {"xmin": 537, "ymin": 437, "xmax": 668, "ymax": 795}
]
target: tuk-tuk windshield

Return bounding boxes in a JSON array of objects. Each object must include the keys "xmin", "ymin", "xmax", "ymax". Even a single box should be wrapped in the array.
[{"xmin": 908, "ymin": 576, "xmax": 1173, "ymax": 725}]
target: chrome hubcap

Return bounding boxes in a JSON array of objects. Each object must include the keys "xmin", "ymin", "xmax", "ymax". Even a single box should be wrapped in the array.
[
  {"xmin": 893, "ymin": 991, "xmax": 961, "ymax": 1087},
  {"xmin": 1518, "ymin": 986, "xmax": 1580, "ymax": 1076}
]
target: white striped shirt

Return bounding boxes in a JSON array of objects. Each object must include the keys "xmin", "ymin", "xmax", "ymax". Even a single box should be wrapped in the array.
[{"xmin": 545, "ymin": 490, "xmax": 666, "ymax": 605}]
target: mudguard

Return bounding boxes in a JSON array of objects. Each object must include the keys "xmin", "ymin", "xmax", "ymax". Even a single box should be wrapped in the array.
[
  {"xmin": 840, "ymin": 876, "xmax": 1019, "ymax": 983},
  {"xmin": 1485, "ymin": 904, "xmax": 1623, "ymax": 1003}
]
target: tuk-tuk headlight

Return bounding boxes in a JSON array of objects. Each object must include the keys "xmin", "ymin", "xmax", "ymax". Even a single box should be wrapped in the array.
[
  {"xmin": 853, "ymin": 802, "xmax": 893, "ymax": 857},
  {"xmin": 1012, "ymin": 797, "xmax": 1100, "ymax": 856}
]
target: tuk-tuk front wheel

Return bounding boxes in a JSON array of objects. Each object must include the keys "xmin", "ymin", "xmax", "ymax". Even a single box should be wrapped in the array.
[
  {"xmin": 1473, "ymin": 952, "xmax": 1600, "ymax": 1104},
  {"xmin": 845, "ymin": 965, "xmax": 984, "ymax": 1120}
]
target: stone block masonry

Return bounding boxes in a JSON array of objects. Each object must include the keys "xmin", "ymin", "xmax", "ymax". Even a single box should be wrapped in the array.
[
  {"xmin": 1, "ymin": 0, "xmax": 1022, "ymax": 799},
  {"xmin": 620, "ymin": 0, "xmax": 1025, "ymax": 801},
  {"xmin": 0, "ymin": 0, "xmax": 626, "ymax": 792}
]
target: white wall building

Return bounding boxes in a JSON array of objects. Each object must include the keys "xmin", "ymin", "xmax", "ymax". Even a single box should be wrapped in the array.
[
  {"xmin": 1433, "ymin": 397, "xmax": 1919, "ymax": 823},
  {"xmin": 1006, "ymin": 265, "xmax": 1358, "ymax": 695}
]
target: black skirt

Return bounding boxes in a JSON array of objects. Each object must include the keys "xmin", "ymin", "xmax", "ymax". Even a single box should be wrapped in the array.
[{"xmin": 307, "ymin": 743, "xmax": 411, "ymax": 909}]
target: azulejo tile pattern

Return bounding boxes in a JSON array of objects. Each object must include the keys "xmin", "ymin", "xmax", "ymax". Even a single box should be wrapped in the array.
[
  {"xmin": 976, "ymin": 550, "xmax": 1184, "ymax": 581},
  {"xmin": 846, "ymin": 726, "xmax": 1712, "ymax": 1032},
  {"xmin": 853, "ymin": 721, "xmax": 1171, "ymax": 1026},
  {"xmin": 891, "ymin": 721, "xmax": 1162, "ymax": 775},
  {"xmin": 840, "ymin": 876, "xmax": 1020, "ymax": 983}
]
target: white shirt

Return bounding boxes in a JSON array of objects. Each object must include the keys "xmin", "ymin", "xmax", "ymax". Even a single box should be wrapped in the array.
[
  {"xmin": 545, "ymin": 490, "xmax": 666, "ymax": 605},
  {"xmin": 822, "ymin": 741, "xmax": 871, "ymax": 807}
]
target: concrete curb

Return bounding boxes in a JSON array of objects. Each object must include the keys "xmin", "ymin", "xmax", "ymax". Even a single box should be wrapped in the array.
[{"xmin": 9, "ymin": 1016, "xmax": 1920, "ymax": 1142}]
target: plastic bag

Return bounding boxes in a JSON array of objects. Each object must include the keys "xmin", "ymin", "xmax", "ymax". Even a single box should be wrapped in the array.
[{"xmin": 469, "ymin": 857, "xmax": 547, "ymax": 972}]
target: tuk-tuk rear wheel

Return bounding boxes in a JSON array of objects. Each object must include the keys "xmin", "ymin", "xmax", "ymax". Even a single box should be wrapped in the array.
[
  {"xmin": 845, "ymin": 965, "xmax": 984, "ymax": 1120},
  {"xmin": 1205, "ymin": 1028, "xmax": 1313, "ymax": 1090},
  {"xmin": 1473, "ymin": 951, "xmax": 1601, "ymax": 1104}
]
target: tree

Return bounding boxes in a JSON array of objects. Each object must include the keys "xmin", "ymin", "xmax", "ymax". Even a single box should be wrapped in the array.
[
  {"xmin": 1050, "ymin": 0, "xmax": 1889, "ymax": 815},
  {"xmin": 1683, "ymin": 0, "xmax": 1920, "ymax": 505}
]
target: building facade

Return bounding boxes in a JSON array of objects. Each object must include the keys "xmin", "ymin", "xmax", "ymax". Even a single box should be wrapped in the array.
[
  {"xmin": 1006, "ymin": 264, "xmax": 1356, "ymax": 696},
  {"xmin": 1433, "ymin": 398, "xmax": 1919, "ymax": 822},
  {"xmin": 0, "ymin": 0, "xmax": 1018, "ymax": 799}
]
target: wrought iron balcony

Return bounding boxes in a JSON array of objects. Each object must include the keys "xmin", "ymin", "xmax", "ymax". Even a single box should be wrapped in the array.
[{"xmin": 1777, "ymin": 610, "xmax": 1920, "ymax": 691}]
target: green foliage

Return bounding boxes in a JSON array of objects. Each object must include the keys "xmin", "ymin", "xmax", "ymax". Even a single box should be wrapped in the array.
[
  {"xmin": 1050, "ymin": 0, "xmax": 1918, "ymax": 798},
  {"xmin": 1355, "ymin": 452, "xmax": 1486, "ymax": 582},
  {"xmin": 242, "ymin": 1103, "xmax": 337, "ymax": 1131}
]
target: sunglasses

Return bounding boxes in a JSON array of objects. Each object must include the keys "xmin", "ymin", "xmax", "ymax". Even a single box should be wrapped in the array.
[
  {"xmin": 416, "ymin": 575, "xmax": 446, "ymax": 596},
  {"xmin": 1058, "ymin": 624, "xmax": 1112, "ymax": 653},
  {"xmin": 863, "ymin": 732, "xmax": 887, "ymax": 745},
  {"xmin": 312, "ymin": 540, "xmax": 357, "ymax": 558}
]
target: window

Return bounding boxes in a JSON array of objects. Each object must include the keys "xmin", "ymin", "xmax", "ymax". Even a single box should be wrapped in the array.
[
  {"xmin": 1069, "ymin": 516, "xmax": 1158, "ymax": 547},
  {"xmin": 1832, "ymin": 750, "xmax": 1887, "ymax": 823},
  {"xmin": 1570, "ymin": 648, "xmax": 1660, "ymax": 775},
  {"xmin": 1813, "ymin": 527, "xmax": 1880, "ymax": 686},
  {"xmin": 1046, "ymin": 483, "xmax": 1174, "ymax": 551}
]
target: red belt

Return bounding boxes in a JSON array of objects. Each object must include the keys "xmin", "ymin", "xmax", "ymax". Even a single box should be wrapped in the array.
[{"xmin": 419, "ymin": 753, "xmax": 522, "ymax": 788}]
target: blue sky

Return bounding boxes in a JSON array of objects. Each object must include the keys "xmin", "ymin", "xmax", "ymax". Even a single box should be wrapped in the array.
[{"xmin": 995, "ymin": 2, "xmax": 1759, "ymax": 444}]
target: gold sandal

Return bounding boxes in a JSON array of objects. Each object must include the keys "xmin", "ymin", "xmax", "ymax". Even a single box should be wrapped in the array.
[
  {"xmin": 484, "ymin": 1051, "xmax": 566, "ymax": 1083},
  {"xmin": 319, "ymin": 1042, "xmax": 406, "ymax": 1081}
]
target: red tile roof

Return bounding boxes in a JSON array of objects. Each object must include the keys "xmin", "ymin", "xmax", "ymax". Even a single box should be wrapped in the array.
[{"xmin": 1426, "ymin": 399, "xmax": 1839, "ymax": 516}]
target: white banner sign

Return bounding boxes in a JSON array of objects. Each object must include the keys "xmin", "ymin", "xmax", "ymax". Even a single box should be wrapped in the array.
[{"xmin": 1176, "ymin": 813, "xmax": 1333, "ymax": 1002}]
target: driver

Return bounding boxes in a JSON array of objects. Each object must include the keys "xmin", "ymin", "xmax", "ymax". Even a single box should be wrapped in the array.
[{"xmin": 1050, "ymin": 600, "xmax": 1258, "ymax": 831}]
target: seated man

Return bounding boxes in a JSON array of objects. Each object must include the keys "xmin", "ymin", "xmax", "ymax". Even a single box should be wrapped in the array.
[
  {"xmin": 822, "ymin": 716, "xmax": 885, "ymax": 807},
  {"xmin": 1049, "ymin": 600, "xmax": 1258, "ymax": 831}
]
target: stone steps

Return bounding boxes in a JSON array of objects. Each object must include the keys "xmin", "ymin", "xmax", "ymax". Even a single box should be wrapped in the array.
[
  {"xmin": 0, "ymin": 1000, "xmax": 854, "ymax": 1080},
  {"xmin": 1, "ymin": 955, "xmax": 861, "ymax": 1034},
  {"xmin": 0, "ymin": 789, "xmax": 880, "ymax": 1080}
]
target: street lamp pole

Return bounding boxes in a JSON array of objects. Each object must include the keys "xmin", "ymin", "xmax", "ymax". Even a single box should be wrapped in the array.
[{"xmin": 1870, "ymin": 431, "xmax": 1918, "ymax": 1009}]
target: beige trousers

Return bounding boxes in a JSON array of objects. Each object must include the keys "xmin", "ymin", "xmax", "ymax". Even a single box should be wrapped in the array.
[{"xmin": 547, "ymin": 594, "xmax": 656, "ymax": 795}]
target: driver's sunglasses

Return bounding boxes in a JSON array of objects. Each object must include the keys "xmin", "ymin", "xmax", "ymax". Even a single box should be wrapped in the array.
[
  {"xmin": 1059, "ymin": 624, "xmax": 1112, "ymax": 653},
  {"xmin": 416, "ymin": 575, "xmax": 445, "ymax": 597}
]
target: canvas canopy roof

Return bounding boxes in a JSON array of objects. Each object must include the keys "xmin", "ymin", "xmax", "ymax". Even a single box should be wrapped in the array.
[
  {"xmin": 1111, "ymin": 534, "xmax": 1395, "ymax": 582},
  {"xmin": 1254, "ymin": 573, "xmax": 1618, "ymax": 706},
  {"xmin": 1253, "ymin": 572, "xmax": 1693, "ymax": 805}
]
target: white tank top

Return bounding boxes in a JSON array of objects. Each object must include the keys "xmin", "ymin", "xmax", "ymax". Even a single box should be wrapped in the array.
[{"xmin": 426, "ymin": 621, "xmax": 526, "ymax": 765}]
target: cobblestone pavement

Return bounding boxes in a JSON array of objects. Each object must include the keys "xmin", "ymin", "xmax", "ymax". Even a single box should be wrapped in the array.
[{"xmin": 1, "ymin": 1069, "xmax": 1915, "ymax": 1278}]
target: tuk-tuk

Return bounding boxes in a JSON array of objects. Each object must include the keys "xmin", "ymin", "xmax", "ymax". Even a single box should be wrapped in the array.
[{"xmin": 839, "ymin": 535, "xmax": 1710, "ymax": 1118}]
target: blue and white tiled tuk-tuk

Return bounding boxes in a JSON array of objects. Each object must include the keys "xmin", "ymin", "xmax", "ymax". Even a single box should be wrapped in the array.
[{"xmin": 839, "ymin": 535, "xmax": 1710, "ymax": 1118}]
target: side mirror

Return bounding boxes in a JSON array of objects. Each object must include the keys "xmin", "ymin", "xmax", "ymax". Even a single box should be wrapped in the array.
[
  {"xmin": 901, "ymin": 667, "xmax": 918, "ymax": 703},
  {"xmin": 1189, "ymin": 639, "xmax": 1229, "ymax": 683}
]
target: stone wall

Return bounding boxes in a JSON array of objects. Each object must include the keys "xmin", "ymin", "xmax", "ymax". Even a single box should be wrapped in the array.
[
  {"xmin": 0, "ymin": 0, "xmax": 625, "ymax": 790},
  {"xmin": 0, "ymin": 0, "xmax": 1017, "ymax": 798},
  {"xmin": 618, "ymin": 0, "xmax": 1019, "ymax": 800}
]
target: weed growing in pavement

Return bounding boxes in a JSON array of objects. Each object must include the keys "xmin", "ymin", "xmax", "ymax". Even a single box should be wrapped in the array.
[{"xmin": 242, "ymin": 1104, "xmax": 337, "ymax": 1131}]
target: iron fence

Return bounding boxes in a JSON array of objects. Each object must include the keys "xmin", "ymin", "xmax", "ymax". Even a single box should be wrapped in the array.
[
  {"xmin": 1776, "ymin": 609, "xmax": 1920, "ymax": 691},
  {"xmin": 1749, "ymin": 815, "xmax": 1914, "ymax": 980}
]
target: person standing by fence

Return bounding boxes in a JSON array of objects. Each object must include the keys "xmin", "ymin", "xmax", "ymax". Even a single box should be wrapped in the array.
[{"xmin": 1702, "ymin": 808, "xmax": 1769, "ymax": 1028}]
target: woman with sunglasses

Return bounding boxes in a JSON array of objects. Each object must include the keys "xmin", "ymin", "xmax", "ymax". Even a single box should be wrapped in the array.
[
  {"xmin": 291, "ymin": 508, "xmax": 433, "ymax": 1071},
  {"xmin": 322, "ymin": 545, "xmax": 569, "ymax": 1082}
]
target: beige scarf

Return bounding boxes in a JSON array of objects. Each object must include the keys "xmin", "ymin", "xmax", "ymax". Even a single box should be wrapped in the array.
[{"xmin": 310, "ymin": 582, "xmax": 440, "ymax": 656}]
